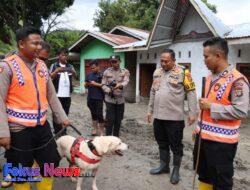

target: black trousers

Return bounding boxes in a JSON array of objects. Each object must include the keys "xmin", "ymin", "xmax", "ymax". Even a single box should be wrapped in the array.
[
  {"xmin": 193, "ymin": 136, "xmax": 237, "ymax": 190},
  {"xmin": 105, "ymin": 102, "xmax": 124, "ymax": 137},
  {"xmin": 153, "ymin": 119, "xmax": 184, "ymax": 158},
  {"xmin": 87, "ymin": 99, "xmax": 104, "ymax": 123},
  {"xmin": 5, "ymin": 121, "xmax": 61, "ymax": 177},
  {"xmin": 53, "ymin": 97, "xmax": 71, "ymax": 135}
]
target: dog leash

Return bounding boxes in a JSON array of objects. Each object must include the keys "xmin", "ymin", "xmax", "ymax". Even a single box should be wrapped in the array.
[
  {"xmin": 69, "ymin": 124, "xmax": 82, "ymax": 136},
  {"xmin": 0, "ymin": 124, "xmax": 82, "ymax": 155}
]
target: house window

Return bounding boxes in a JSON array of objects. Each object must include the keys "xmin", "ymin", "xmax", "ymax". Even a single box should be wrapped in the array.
[
  {"xmin": 188, "ymin": 51, "xmax": 191, "ymax": 58},
  {"xmin": 154, "ymin": 53, "xmax": 157, "ymax": 59},
  {"xmin": 140, "ymin": 53, "xmax": 142, "ymax": 59},
  {"xmin": 178, "ymin": 51, "xmax": 181, "ymax": 58},
  {"xmin": 238, "ymin": 49, "xmax": 241, "ymax": 57},
  {"xmin": 147, "ymin": 53, "xmax": 150, "ymax": 59}
]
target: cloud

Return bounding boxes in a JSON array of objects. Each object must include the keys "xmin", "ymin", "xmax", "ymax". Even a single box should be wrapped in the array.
[
  {"xmin": 209, "ymin": 0, "xmax": 250, "ymax": 25},
  {"xmin": 59, "ymin": 0, "xmax": 99, "ymax": 31},
  {"xmin": 58, "ymin": 0, "xmax": 250, "ymax": 31}
]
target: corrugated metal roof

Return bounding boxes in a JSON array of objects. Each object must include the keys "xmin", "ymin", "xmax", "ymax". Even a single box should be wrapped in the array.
[
  {"xmin": 226, "ymin": 23, "xmax": 250, "ymax": 39},
  {"xmin": 115, "ymin": 0, "xmax": 234, "ymax": 51},
  {"xmin": 93, "ymin": 32, "xmax": 138, "ymax": 45},
  {"xmin": 69, "ymin": 31, "xmax": 138, "ymax": 52},
  {"xmin": 192, "ymin": 0, "xmax": 231, "ymax": 37},
  {"xmin": 109, "ymin": 26, "xmax": 150, "ymax": 40},
  {"xmin": 114, "ymin": 40, "xmax": 147, "ymax": 49}
]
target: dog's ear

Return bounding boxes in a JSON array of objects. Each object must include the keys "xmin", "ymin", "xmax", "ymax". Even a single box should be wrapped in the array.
[
  {"xmin": 93, "ymin": 136, "xmax": 110, "ymax": 155},
  {"xmin": 102, "ymin": 144, "xmax": 110, "ymax": 154}
]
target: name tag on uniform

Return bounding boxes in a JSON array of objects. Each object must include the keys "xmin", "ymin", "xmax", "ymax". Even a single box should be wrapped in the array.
[{"xmin": 169, "ymin": 74, "xmax": 179, "ymax": 84}]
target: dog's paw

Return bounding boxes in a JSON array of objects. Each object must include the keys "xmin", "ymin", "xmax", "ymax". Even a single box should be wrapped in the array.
[{"xmin": 70, "ymin": 176, "xmax": 77, "ymax": 183}]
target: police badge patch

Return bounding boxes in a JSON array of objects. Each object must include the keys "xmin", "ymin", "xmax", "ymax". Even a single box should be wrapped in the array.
[
  {"xmin": 235, "ymin": 87, "xmax": 243, "ymax": 97},
  {"xmin": 38, "ymin": 70, "xmax": 44, "ymax": 78},
  {"xmin": 214, "ymin": 83, "xmax": 221, "ymax": 91}
]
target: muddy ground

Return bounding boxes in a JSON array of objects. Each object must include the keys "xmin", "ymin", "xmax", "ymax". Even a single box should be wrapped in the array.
[{"xmin": 1, "ymin": 93, "xmax": 250, "ymax": 190}]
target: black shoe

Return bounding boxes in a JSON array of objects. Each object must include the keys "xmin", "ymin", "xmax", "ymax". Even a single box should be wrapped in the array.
[
  {"xmin": 170, "ymin": 166, "xmax": 180, "ymax": 184},
  {"xmin": 150, "ymin": 160, "xmax": 170, "ymax": 175}
]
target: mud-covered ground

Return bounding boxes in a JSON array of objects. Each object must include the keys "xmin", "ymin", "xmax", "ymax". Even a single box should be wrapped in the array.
[{"xmin": 1, "ymin": 93, "xmax": 250, "ymax": 190}]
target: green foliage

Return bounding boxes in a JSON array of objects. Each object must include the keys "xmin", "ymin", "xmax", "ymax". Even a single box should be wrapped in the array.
[
  {"xmin": 0, "ymin": 0, "xmax": 74, "ymax": 44},
  {"xmin": 45, "ymin": 29, "xmax": 83, "ymax": 57},
  {"xmin": 94, "ymin": 0, "xmax": 130, "ymax": 32},
  {"xmin": 202, "ymin": 0, "xmax": 217, "ymax": 13},
  {"xmin": 94, "ymin": 0, "xmax": 160, "ymax": 32},
  {"xmin": 0, "ymin": 40, "xmax": 14, "ymax": 55},
  {"xmin": 0, "ymin": 27, "xmax": 16, "ymax": 55},
  {"xmin": 94, "ymin": 0, "xmax": 217, "ymax": 32}
]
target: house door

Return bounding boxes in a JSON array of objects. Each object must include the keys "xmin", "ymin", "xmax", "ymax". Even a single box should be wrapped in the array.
[
  {"xmin": 85, "ymin": 59, "xmax": 110, "ymax": 77},
  {"xmin": 140, "ymin": 64, "xmax": 156, "ymax": 97}
]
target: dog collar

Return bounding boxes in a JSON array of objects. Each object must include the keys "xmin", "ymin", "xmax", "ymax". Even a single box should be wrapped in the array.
[
  {"xmin": 70, "ymin": 137, "xmax": 101, "ymax": 165},
  {"xmin": 87, "ymin": 140, "xmax": 101, "ymax": 157}
]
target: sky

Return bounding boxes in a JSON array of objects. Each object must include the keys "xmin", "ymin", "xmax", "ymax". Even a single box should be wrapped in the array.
[
  {"xmin": 58, "ymin": 0, "xmax": 99, "ymax": 31},
  {"xmin": 58, "ymin": 0, "xmax": 250, "ymax": 31}
]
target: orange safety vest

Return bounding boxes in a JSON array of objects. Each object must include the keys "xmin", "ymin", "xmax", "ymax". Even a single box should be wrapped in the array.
[
  {"xmin": 5, "ymin": 54, "xmax": 49, "ymax": 127},
  {"xmin": 195, "ymin": 68, "xmax": 249, "ymax": 144}
]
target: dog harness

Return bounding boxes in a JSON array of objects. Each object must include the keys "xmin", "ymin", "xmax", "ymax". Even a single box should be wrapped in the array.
[{"xmin": 70, "ymin": 137, "xmax": 101, "ymax": 165}]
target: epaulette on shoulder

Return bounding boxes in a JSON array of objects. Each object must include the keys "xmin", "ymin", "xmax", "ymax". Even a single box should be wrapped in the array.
[{"xmin": 154, "ymin": 68, "xmax": 163, "ymax": 75}]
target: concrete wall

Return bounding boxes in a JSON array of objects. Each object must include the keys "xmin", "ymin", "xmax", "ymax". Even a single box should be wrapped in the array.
[
  {"xmin": 179, "ymin": 5, "xmax": 210, "ymax": 35},
  {"xmin": 136, "ymin": 42, "xmax": 250, "ymax": 101},
  {"xmin": 79, "ymin": 39, "xmax": 125, "ymax": 93},
  {"xmin": 228, "ymin": 44, "xmax": 250, "ymax": 65},
  {"xmin": 136, "ymin": 41, "xmax": 207, "ymax": 99}
]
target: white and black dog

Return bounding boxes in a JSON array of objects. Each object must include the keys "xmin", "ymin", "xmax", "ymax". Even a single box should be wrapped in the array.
[{"xmin": 56, "ymin": 135, "xmax": 128, "ymax": 190}]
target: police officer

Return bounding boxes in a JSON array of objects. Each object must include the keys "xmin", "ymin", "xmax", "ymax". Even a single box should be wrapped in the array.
[
  {"xmin": 193, "ymin": 37, "xmax": 249, "ymax": 190},
  {"xmin": 147, "ymin": 48, "xmax": 197, "ymax": 184},
  {"xmin": 102, "ymin": 55, "xmax": 130, "ymax": 137},
  {"xmin": 0, "ymin": 26, "xmax": 70, "ymax": 190}
]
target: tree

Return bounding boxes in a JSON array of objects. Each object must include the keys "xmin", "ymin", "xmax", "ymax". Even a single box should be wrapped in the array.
[
  {"xmin": 94, "ymin": 0, "xmax": 217, "ymax": 32},
  {"xmin": 94, "ymin": 0, "xmax": 131, "ymax": 32},
  {"xmin": 125, "ymin": 0, "xmax": 160, "ymax": 30},
  {"xmin": 45, "ymin": 29, "xmax": 83, "ymax": 57},
  {"xmin": 0, "ymin": 0, "xmax": 74, "ymax": 44}
]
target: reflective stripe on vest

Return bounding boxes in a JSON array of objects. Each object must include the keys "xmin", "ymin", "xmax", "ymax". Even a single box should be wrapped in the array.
[
  {"xmin": 196, "ymin": 68, "xmax": 248, "ymax": 144},
  {"xmin": 5, "ymin": 55, "xmax": 49, "ymax": 127}
]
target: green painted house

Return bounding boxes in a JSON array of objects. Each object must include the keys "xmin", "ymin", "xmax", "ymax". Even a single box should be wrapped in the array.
[
  {"xmin": 68, "ymin": 31, "xmax": 138, "ymax": 93},
  {"xmin": 68, "ymin": 26, "xmax": 150, "ymax": 102}
]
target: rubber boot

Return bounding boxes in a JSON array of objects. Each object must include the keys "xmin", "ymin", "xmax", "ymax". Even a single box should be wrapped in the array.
[
  {"xmin": 150, "ymin": 149, "xmax": 170, "ymax": 175},
  {"xmin": 98, "ymin": 122, "xmax": 105, "ymax": 136},
  {"xmin": 13, "ymin": 183, "xmax": 30, "ymax": 190},
  {"xmin": 36, "ymin": 177, "xmax": 53, "ymax": 190},
  {"xmin": 170, "ymin": 156, "xmax": 182, "ymax": 184},
  {"xmin": 1, "ymin": 174, "xmax": 13, "ymax": 188},
  {"xmin": 199, "ymin": 181, "xmax": 213, "ymax": 190},
  {"xmin": 91, "ymin": 120, "xmax": 98, "ymax": 136}
]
